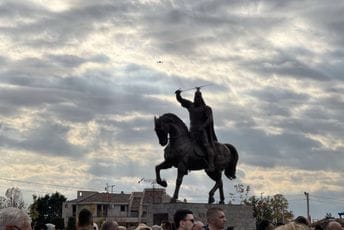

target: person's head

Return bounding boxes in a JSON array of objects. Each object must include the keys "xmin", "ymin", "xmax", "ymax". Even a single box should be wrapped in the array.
[
  {"xmin": 174, "ymin": 209, "xmax": 194, "ymax": 230},
  {"xmin": 192, "ymin": 221, "xmax": 204, "ymax": 230},
  {"xmin": 326, "ymin": 221, "xmax": 344, "ymax": 230},
  {"xmin": 135, "ymin": 223, "xmax": 151, "ymax": 230},
  {"xmin": 206, "ymin": 207, "xmax": 226, "ymax": 230},
  {"xmin": 77, "ymin": 208, "xmax": 93, "ymax": 230},
  {"xmin": 161, "ymin": 221, "xmax": 171, "ymax": 230},
  {"xmin": 101, "ymin": 221, "xmax": 118, "ymax": 230},
  {"xmin": 152, "ymin": 225, "xmax": 163, "ymax": 230},
  {"xmin": 295, "ymin": 216, "xmax": 309, "ymax": 226},
  {"xmin": 275, "ymin": 222, "xmax": 310, "ymax": 230},
  {"xmin": 257, "ymin": 219, "xmax": 274, "ymax": 230},
  {"xmin": 0, "ymin": 207, "xmax": 32, "ymax": 230},
  {"xmin": 193, "ymin": 89, "xmax": 206, "ymax": 107}
]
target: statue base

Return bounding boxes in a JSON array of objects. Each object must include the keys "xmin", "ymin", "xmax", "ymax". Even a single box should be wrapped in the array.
[{"xmin": 146, "ymin": 202, "xmax": 255, "ymax": 230}]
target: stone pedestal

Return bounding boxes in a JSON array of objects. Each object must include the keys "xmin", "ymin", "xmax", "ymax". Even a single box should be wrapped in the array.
[{"xmin": 146, "ymin": 203, "xmax": 255, "ymax": 230}]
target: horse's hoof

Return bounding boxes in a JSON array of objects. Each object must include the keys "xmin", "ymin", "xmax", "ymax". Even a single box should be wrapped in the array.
[
  {"xmin": 208, "ymin": 197, "xmax": 215, "ymax": 204},
  {"xmin": 160, "ymin": 180, "xmax": 167, "ymax": 187},
  {"xmin": 219, "ymin": 201, "xmax": 225, "ymax": 204},
  {"xmin": 170, "ymin": 198, "xmax": 177, "ymax": 203}
]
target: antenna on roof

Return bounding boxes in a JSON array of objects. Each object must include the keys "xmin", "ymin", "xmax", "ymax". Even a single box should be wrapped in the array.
[
  {"xmin": 138, "ymin": 178, "xmax": 157, "ymax": 188},
  {"xmin": 105, "ymin": 183, "xmax": 116, "ymax": 193}
]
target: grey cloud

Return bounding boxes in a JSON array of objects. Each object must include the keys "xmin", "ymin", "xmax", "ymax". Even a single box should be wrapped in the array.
[
  {"xmin": 46, "ymin": 55, "xmax": 87, "ymax": 68},
  {"xmin": 0, "ymin": 120, "xmax": 86, "ymax": 157},
  {"xmin": 0, "ymin": 1, "xmax": 47, "ymax": 19},
  {"xmin": 88, "ymin": 160, "xmax": 155, "ymax": 179},
  {"xmin": 248, "ymin": 87, "xmax": 309, "ymax": 104},
  {"xmin": 0, "ymin": 1, "xmax": 138, "ymax": 48},
  {"xmin": 218, "ymin": 123, "xmax": 343, "ymax": 171},
  {"xmin": 240, "ymin": 55, "xmax": 330, "ymax": 81}
]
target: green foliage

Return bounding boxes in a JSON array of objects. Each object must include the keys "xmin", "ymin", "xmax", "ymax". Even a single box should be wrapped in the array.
[
  {"xmin": 66, "ymin": 217, "xmax": 76, "ymax": 230},
  {"xmin": 29, "ymin": 192, "xmax": 67, "ymax": 227},
  {"xmin": 244, "ymin": 194, "xmax": 294, "ymax": 223}
]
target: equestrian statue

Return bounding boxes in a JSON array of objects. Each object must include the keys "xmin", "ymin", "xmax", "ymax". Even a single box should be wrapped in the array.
[{"xmin": 154, "ymin": 86, "xmax": 239, "ymax": 204}]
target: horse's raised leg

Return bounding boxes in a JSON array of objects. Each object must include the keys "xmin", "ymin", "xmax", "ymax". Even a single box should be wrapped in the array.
[
  {"xmin": 155, "ymin": 160, "xmax": 172, "ymax": 187},
  {"xmin": 171, "ymin": 164, "xmax": 186, "ymax": 203}
]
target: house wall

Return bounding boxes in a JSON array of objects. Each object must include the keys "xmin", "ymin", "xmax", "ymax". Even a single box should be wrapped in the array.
[
  {"xmin": 62, "ymin": 203, "xmax": 98, "ymax": 227},
  {"xmin": 107, "ymin": 204, "xmax": 128, "ymax": 217}
]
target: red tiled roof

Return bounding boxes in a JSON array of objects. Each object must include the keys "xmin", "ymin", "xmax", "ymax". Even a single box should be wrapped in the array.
[{"xmin": 68, "ymin": 192, "xmax": 131, "ymax": 204}]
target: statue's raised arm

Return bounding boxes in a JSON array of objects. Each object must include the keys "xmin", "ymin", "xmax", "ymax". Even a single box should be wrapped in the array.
[{"xmin": 175, "ymin": 89, "xmax": 192, "ymax": 108}]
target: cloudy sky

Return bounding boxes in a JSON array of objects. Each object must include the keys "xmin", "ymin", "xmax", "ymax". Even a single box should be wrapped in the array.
[{"xmin": 0, "ymin": 0, "xmax": 343, "ymax": 220}]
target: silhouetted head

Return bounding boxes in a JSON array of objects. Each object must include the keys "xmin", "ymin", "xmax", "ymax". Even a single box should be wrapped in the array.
[
  {"xmin": 193, "ymin": 88, "xmax": 206, "ymax": 107},
  {"xmin": 295, "ymin": 216, "xmax": 309, "ymax": 226},
  {"xmin": 78, "ymin": 208, "xmax": 93, "ymax": 230}
]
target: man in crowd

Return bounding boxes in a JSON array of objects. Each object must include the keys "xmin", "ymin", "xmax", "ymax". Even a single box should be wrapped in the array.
[
  {"xmin": 0, "ymin": 207, "xmax": 32, "ymax": 230},
  {"xmin": 77, "ymin": 208, "xmax": 94, "ymax": 230},
  {"xmin": 206, "ymin": 207, "xmax": 226, "ymax": 230},
  {"xmin": 101, "ymin": 221, "xmax": 118, "ymax": 230},
  {"xmin": 192, "ymin": 221, "xmax": 204, "ymax": 230},
  {"xmin": 173, "ymin": 209, "xmax": 195, "ymax": 230},
  {"xmin": 326, "ymin": 221, "xmax": 344, "ymax": 230}
]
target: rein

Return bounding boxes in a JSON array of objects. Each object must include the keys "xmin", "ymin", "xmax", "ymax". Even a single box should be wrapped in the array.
[{"xmin": 168, "ymin": 133, "xmax": 188, "ymax": 140}]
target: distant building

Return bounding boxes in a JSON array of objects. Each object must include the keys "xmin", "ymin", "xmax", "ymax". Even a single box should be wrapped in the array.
[
  {"xmin": 62, "ymin": 188, "xmax": 171, "ymax": 228},
  {"xmin": 62, "ymin": 188, "xmax": 255, "ymax": 230}
]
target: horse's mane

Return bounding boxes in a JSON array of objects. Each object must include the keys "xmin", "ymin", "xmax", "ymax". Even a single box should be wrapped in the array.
[{"xmin": 160, "ymin": 113, "xmax": 188, "ymax": 133}]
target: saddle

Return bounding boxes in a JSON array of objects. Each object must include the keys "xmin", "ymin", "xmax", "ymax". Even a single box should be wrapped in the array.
[{"xmin": 192, "ymin": 141, "xmax": 220, "ymax": 158}]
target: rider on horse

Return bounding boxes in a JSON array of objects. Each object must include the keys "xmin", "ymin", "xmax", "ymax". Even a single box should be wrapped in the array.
[{"xmin": 175, "ymin": 87, "xmax": 218, "ymax": 172}]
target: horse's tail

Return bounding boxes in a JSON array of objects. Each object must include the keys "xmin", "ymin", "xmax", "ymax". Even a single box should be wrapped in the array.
[{"xmin": 224, "ymin": 143, "xmax": 238, "ymax": 180}]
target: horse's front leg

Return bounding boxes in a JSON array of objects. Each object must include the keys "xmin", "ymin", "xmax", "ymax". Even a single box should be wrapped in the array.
[
  {"xmin": 155, "ymin": 160, "xmax": 172, "ymax": 187},
  {"xmin": 218, "ymin": 178, "xmax": 225, "ymax": 204},
  {"xmin": 171, "ymin": 164, "xmax": 186, "ymax": 203},
  {"xmin": 208, "ymin": 182, "xmax": 218, "ymax": 204}
]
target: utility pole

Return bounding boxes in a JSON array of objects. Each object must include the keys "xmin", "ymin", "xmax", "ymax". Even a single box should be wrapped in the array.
[
  {"xmin": 304, "ymin": 192, "xmax": 310, "ymax": 223},
  {"xmin": 138, "ymin": 178, "xmax": 157, "ymax": 203}
]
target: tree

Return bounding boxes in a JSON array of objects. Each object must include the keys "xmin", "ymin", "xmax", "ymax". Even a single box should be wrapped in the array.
[
  {"xmin": 244, "ymin": 194, "xmax": 293, "ymax": 224},
  {"xmin": 229, "ymin": 183, "xmax": 251, "ymax": 204},
  {"xmin": 29, "ymin": 192, "xmax": 67, "ymax": 228},
  {"xmin": 0, "ymin": 187, "xmax": 25, "ymax": 209},
  {"xmin": 66, "ymin": 217, "xmax": 76, "ymax": 230}
]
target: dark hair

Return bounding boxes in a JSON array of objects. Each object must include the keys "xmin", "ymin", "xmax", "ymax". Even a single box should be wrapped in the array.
[
  {"xmin": 173, "ymin": 209, "xmax": 193, "ymax": 229},
  {"xmin": 78, "ymin": 208, "xmax": 93, "ymax": 227},
  {"xmin": 257, "ymin": 219, "xmax": 272, "ymax": 230},
  {"xmin": 101, "ymin": 221, "xmax": 118, "ymax": 230},
  {"xmin": 294, "ymin": 216, "xmax": 309, "ymax": 226}
]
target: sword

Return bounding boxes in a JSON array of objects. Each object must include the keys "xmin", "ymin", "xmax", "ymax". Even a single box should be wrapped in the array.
[{"xmin": 178, "ymin": 83, "xmax": 213, "ymax": 92}]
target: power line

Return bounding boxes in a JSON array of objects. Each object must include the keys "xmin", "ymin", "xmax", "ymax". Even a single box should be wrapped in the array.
[
  {"xmin": 0, "ymin": 177, "xmax": 99, "ymax": 191},
  {"xmin": 311, "ymin": 195, "xmax": 344, "ymax": 203}
]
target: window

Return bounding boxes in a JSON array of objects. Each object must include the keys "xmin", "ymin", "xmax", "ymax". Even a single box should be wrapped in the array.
[
  {"xmin": 120, "ymin": 205, "xmax": 125, "ymax": 212},
  {"xmin": 97, "ymin": 205, "xmax": 108, "ymax": 217},
  {"xmin": 97, "ymin": 205, "xmax": 102, "ymax": 217},
  {"xmin": 72, "ymin": 205, "xmax": 76, "ymax": 217}
]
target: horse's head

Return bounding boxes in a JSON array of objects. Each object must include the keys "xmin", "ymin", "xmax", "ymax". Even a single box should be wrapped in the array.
[{"xmin": 154, "ymin": 116, "xmax": 168, "ymax": 146}]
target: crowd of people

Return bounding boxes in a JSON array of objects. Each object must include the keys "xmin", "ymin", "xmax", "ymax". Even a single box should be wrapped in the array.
[{"xmin": 0, "ymin": 206, "xmax": 343, "ymax": 230}]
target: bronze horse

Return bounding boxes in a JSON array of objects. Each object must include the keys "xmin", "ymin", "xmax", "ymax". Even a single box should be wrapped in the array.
[{"xmin": 154, "ymin": 113, "xmax": 238, "ymax": 204}]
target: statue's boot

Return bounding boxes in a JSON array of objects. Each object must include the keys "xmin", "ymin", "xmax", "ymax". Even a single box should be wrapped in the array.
[{"xmin": 206, "ymin": 146, "xmax": 215, "ymax": 172}]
